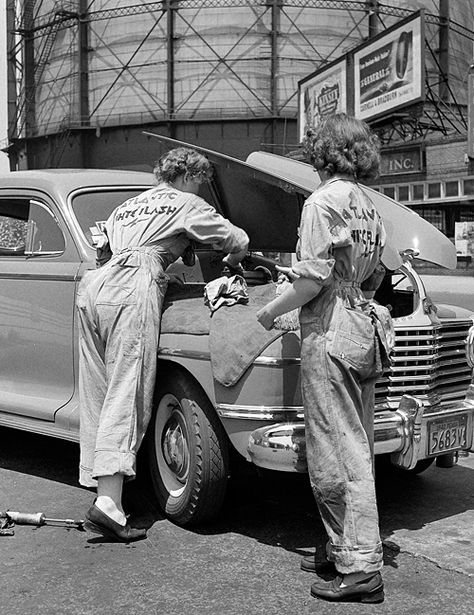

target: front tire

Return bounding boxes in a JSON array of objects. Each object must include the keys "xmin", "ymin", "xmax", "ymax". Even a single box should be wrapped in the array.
[{"xmin": 146, "ymin": 368, "xmax": 229, "ymax": 526}]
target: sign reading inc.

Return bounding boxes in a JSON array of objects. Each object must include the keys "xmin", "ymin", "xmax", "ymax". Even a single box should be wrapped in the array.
[{"xmin": 380, "ymin": 146, "xmax": 423, "ymax": 176}]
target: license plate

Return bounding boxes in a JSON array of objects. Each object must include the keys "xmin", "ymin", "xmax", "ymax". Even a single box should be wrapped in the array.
[{"xmin": 427, "ymin": 414, "xmax": 468, "ymax": 456}]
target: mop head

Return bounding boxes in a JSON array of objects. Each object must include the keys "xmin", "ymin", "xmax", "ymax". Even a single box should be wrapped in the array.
[{"xmin": 273, "ymin": 279, "xmax": 300, "ymax": 331}]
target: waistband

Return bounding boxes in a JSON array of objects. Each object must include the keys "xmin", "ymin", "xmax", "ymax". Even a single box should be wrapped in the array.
[
  {"xmin": 116, "ymin": 246, "xmax": 158, "ymax": 256},
  {"xmin": 334, "ymin": 279, "xmax": 361, "ymax": 289},
  {"xmin": 111, "ymin": 246, "xmax": 167, "ymax": 270}
]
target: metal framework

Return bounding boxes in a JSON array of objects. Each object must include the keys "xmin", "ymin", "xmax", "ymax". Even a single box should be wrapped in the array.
[{"xmin": 5, "ymin": 0, "xmax": 474, "ymax": 164}]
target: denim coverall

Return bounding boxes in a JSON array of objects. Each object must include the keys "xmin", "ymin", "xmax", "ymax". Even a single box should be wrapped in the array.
[
  {"xmin": 77, "ymin": 183, "xmax": 248, "ymax": 487},
  {"xmin": 293, "ymin": 177, "xmax": 387, "ymax": 574}
]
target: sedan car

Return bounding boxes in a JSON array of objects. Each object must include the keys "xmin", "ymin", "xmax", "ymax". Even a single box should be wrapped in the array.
[{"xmin": 0, "ymin": 139, "xmax": 473, "ymax": 526}]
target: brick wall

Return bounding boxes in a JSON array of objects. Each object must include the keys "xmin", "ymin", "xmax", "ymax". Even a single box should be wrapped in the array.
[{"xmin": 426, "ymin": 139, "xmax": 468, "ymax": 177}]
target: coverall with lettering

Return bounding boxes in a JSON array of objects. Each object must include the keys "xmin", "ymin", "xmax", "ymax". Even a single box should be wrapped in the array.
[
  {"xmin": 293, "ymin": 177, "xmax": 387, "ymax": 574},
  {"xmin": 77, "ymin": 183, "xmax": 249, "ymax": 487}
]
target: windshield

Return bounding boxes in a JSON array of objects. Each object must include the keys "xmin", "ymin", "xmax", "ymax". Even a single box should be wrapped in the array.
[{"xmin": 71, "ymin": 188, "xmax": 150, "ymax": 246}]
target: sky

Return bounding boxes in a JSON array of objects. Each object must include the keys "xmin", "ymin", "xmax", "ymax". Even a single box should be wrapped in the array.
[{"xmin": 0, "ymin": 0, "xmax": 11, "ymax": 172}]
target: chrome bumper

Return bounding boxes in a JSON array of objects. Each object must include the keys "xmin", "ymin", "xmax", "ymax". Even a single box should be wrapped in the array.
[{"xmin": 246, "ymin": 387, "xmax": 474, "ymax": 473}]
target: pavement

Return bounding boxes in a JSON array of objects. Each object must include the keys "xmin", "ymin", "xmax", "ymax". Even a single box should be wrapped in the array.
[
  {"xmin": 378, "ymin": 453, "xmax": 474, "ymax": 578},
  {"xmin": 0, "ymin": 427, "xmax": 473, "ymax": 615}
]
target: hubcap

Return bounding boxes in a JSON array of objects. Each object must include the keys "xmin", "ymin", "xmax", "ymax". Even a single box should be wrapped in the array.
[
  {"xmin": 154, "ymin": 394, "xmax": 190, "ymax": 497},
  {"xmin": 162, "ymin": 411, "xmax": 189, "ymax": 483}
]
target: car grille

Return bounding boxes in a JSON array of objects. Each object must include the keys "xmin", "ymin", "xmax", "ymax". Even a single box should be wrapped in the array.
[{"xmin": 375, "ymin": 319, "xmax": 473, "ymax": 411}]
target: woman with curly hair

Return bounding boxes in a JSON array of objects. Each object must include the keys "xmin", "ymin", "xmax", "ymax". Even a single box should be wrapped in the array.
[
  {"xmin": 257, "ymin": 114, "xmax": 388, "ymax": 603},
  {"xmin": 77, "ymin": 147, "xmax": 248, "ymax": 542}
]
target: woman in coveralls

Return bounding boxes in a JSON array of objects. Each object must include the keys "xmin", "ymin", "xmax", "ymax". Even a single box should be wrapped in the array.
[
  {"xmin": 257, "ymin": 114, "xmax": 388, "ymax": 603},
  {"xmin": 77, "ymin": 147, "xmax": 249, "ymax": 542}
]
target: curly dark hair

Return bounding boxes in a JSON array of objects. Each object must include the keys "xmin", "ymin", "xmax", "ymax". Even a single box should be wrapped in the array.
[
  {"xmin": 302, "ymin": 113, "xmax": 380, "ymax": 181},
  {"xmin": 153, "ymin": 147, "xmax": 213, "ymax": 184}
]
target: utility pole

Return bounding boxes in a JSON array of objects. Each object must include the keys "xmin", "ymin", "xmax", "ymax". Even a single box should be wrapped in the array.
[
  {"xmin": 366, "ymin": 0, "xmax": 379, "ymax": 39},
  {"xmin": 270, "ymin": 0, "xmax": 281, "ymax": 150},
  {"xmin": 439, "ymin": 0, "xmax": 449, "ymax": 102},
  {"xmin": 23, "ymin": 0, "xmax": 35, "ymax": 167},
  {"xmin": 6, "ymin": 0, "xmax": 19, "ymax": 169},
  {"xmin": 166, "ymin": 0, "xmax": 175, "ymax": 139},
  {"xmin": 79, "ymin": 0, "xmax": 90, "ymax": 167}
]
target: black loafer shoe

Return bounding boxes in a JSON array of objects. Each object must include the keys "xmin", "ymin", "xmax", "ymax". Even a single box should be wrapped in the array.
[
  {"xmin": 310, "ymin": 572, "xmax": 384, "ymax": 603},
  {"xmin": 84, "ymin": 504, "xmax": 147, "ymax": 543},
  {"xmin": 301, "ymin": 554, "xmax": 336, "ymax": 574}
]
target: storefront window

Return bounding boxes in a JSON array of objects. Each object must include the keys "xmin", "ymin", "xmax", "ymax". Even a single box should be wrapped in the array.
[
  {"xmin": 463, "ymin": 179, "xmax": 474, "ymax": 195},
  {"xmin": 428, "ymin": 183, "xmax": 441, "ymax": 199},
  {"xmin": 415, "ymin": 207, "xmax": 446, "ymax": 234},
  {"xmin": 445, "ymin": 181, "xmax": 459, "ymax": 197},
  {"xmin": 398, "ymin": 186, "xmax": 409, "ymax": 201},
  {"xmin": 459, "ymin": 207, "xmax": 474, "ymax": 222},
  {"xmin": 412, "ymin": 184, "xmax": 424, "ymax": 200}
]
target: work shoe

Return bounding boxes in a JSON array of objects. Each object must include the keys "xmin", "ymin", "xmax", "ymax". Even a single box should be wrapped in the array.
[
  {"xmin": 300, "ymin": 553, "xmax": 336, "ymax": 574},
  {"xmin": 84, "ymin": 503, "xmax": 147, "ymax": 543},
  {"xmin": 310, "ymin": 572, "xmax": 384, "ymax": 603}
]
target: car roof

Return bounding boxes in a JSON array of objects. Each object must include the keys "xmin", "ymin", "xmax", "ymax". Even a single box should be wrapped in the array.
[{"xmin": 0, "ymin": 168, "xmax": 155, "ymax": 197}]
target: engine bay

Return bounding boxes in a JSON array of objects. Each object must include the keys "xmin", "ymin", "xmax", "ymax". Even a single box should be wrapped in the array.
[{"xmin": 166, "ymin": 249, "xmax": 417, "ymax": 320}]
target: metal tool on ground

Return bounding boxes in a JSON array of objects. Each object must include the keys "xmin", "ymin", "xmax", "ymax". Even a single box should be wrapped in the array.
[
  {"xmin": 0, "ymin": 512, "xmax": 15, "ymax": 536},
  {"xmin": 3, "ymin": 511, "xmax": 84, "ymax": 530}
]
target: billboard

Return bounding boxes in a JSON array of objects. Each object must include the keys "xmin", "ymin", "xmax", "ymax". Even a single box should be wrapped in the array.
[
  {"xmin": 298, "ymin": 59, "xmax": 347, "ymax": 141},
  {"xmin": 354, "ymin": 13, "xmax": 424, "ymax": 121}
]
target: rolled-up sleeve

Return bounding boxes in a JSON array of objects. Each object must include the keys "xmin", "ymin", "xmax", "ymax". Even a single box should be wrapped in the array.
[
  {"xmin": 184, "ymin": 197, "xmax": 249, "ymax": 253},
  {"xmin": 292, "ymin": 198, "xmax": 351, "ymax": 284}
]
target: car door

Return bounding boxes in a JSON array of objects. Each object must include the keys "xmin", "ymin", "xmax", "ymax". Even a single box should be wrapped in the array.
[{"xmin": 0, "ymin": 194, "xmax": 80, "ymax": 420}]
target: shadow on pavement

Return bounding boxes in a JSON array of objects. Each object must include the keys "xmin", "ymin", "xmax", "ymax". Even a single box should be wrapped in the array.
[
  {"xmin": 0, "ymin": 427, "xmax": 80, "ymax": 487},
  {"xmin": 1, "ymin": 425, "xmax": 472, "ymax": 565},
  {"xmin": 193, "ymin": 455, "xmax": 473, "ymax": 571},
  {"xmin": 0, "ymin": 426, "xmax": 165, "ymax": 530}
]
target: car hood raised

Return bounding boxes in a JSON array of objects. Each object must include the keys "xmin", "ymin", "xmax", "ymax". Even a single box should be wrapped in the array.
[{"xmin": 144, "ymin": 133, "xmax": 456, "ymax": 270}]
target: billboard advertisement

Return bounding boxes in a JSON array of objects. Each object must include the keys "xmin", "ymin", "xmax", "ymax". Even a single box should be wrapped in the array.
[
  {"xmin": 354, "ymin": 13, "xmax": 424, "ymax": 121},
  {"xmin": 298, "ymin": 59, "xmax": 347, "ymax": 141}
]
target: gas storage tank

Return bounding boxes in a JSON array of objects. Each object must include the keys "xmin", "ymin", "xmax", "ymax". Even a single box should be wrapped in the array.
[{"xmin": 20, "ymin": 0, "xmax": 473, "ymax": 136}]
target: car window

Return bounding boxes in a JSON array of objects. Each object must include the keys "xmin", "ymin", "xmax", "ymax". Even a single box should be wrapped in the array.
[
  {"xmin": 71, "ymin": 189, "xmax": 148, "ymax": 246},
  {"xmin": 0, "ymin": 198, "xmax": 65, "ymax": 256}
]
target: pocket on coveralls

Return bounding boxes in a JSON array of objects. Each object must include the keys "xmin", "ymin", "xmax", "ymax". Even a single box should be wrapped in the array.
[
  {"xmin": 328, "ymin": 302, "xmax": 375, "ymax": 374},
  {"xmin": 95, "ymin": 284, "xmax": 136, "ymax": 305}
]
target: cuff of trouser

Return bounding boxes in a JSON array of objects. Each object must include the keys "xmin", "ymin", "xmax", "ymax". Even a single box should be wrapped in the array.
[
  {"xmin": 326, "ymin": 541, "xmax": 383, "ymax": 575},
  {"xmin": 91, "ymin": 450, "xmax": 137, "ymax": 481},
  {"xmin": 79, "ymin": 464, "xmax": 98, "ymax": 488}
]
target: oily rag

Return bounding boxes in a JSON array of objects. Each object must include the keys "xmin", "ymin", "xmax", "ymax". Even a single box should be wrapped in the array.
[{"xmin": 203, "ymin": 274, "xmax": 249, "ymax": 313}]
